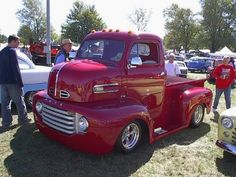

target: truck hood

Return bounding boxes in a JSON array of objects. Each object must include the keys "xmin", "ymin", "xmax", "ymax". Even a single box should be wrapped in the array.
[{"xmin": 48, "ymin": 59, "xmax": 122, "ymax": 103}]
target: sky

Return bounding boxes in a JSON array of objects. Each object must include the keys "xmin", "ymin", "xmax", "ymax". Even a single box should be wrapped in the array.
[{"xmin": 0, "ymin": 0, "xmax": 202, "ymax": 39}]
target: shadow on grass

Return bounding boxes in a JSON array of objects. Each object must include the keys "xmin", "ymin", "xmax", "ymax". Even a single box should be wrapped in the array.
[
  {"xmin": 215, "ymin": 151, "xmax": 236, "ymax": 176},
  {"xmin": 4, "ymin": 122, "xmax": 210, "ymax": 177},
  {"xmin": 151, "ymin": 122, "xmax": 211, "ymax": 149}
]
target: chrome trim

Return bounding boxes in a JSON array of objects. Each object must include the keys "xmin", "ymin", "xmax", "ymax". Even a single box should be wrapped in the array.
[
  {"xmin": 55, "ymin": 64, "xmax": 66, "ymax": 97},
  {"xmin": 60, "ymin": 90, "xmax": 70, "ymax": 98},
  {"xmin": 216, "ymin": 140, "xmax": 236, "ymax": 155},
  {"xmin": 41, "ymin": 103, "xmax": 76, "ymax": 134},
  {"xmin": 43, "ymin": 119, "xmax": 74, "ymax": 134},
  {"xmin": 93, "ymin": 83, "xmax": 119, "ymax": 93},
  {"xmin": 43, "ymin": 103, "xmax": 72, "ymax": 116}
]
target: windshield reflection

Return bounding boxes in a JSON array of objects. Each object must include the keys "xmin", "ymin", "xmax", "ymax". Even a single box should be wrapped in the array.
[{"xmin": 76, "ymin": 39, "xmax": 125, "ymax": 63}]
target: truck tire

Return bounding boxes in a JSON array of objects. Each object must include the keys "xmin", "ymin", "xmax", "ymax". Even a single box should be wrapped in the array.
[
  {"xmin": 25, "ymin": 91, "xmax": 37, "ymax": 109},
  {"xmin": 116, "ymin": 120, "xmax": 142, "ymax": 153},
  {"xmin": 190, "ymin": 104, "xmax": 205, "ymax": 128}
]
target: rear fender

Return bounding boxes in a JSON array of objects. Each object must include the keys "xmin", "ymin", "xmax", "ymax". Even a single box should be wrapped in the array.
[{"xmin": 180, "ymin": 87, "xmax": 213, "ymax": 125}]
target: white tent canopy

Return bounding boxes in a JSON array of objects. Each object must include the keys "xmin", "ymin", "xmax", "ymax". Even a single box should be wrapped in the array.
[{"xmin": 211, "ymin": 46, "xmax": 236, "ymax": 57}]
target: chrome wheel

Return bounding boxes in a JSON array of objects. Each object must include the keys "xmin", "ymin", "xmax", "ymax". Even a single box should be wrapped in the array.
[
  {"xmin": 116, "ymin": 121, "xmax": 142, "ymax": 152},
  {"xmin": 190, "ymin": 104, "xmax": 204, "ymax": 127},
  {"xmin": 121, "ymin": 123, "xmax": 140, "ymax": 150}
]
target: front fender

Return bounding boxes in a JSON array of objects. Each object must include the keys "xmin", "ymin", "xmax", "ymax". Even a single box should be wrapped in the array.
[{"xmin": 33, "ymin": 92, "xmax": 152, "ymax": 149}]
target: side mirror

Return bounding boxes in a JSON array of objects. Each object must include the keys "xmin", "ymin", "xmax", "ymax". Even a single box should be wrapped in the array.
[{"xmin": 129, "ymin": 57, "xmax": 142, "ymax": 68}]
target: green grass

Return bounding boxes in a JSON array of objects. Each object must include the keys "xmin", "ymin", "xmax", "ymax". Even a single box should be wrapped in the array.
[{"xmin": 0, "ymin": 73, "xmax": 236, "ymax": 177}]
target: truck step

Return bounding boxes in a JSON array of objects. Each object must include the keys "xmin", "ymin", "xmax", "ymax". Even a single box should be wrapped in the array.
[{"xmin": 154, "ymin": 127, "xmax": 167, "ymax": 135}]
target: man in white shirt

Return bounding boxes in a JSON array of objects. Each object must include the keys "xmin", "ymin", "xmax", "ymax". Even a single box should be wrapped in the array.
[{"xmin": 165, "ymin": 53, "xmax": 181, "ymax": 76}]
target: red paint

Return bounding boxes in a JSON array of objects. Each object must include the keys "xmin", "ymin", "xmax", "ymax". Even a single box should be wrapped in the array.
[{"xmin": 32, "ymin": 31, "xmax": 213, "ymax": 154}]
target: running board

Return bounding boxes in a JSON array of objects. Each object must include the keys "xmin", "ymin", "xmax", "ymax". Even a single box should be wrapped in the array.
[{"xmin": 154, "ymin": 127, "xmax": 167, "ymax": 135}]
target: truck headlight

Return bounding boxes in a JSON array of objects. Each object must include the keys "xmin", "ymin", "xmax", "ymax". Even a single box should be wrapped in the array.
[
  {"xmin": 75, "ymin": 113, "xmax": 89, "ymax": 133},
  {"xmin": 221, "ymin": 117, "xmax": 234, "ymax": 129},
  {"xmin": 35, "ymin": 102, "xmax": 43, "ymax": 114}
]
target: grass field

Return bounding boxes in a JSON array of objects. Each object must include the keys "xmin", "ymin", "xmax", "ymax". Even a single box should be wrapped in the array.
[{"xmin": 0, "ymin": 73, "xmax": 236, "ymax": 177}]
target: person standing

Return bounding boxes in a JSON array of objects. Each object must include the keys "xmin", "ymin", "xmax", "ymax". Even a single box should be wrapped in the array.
[
  {"xmin": 165, "ymin": 53, "xmax": 181, "ymax": 76},
  {"xmin": 0, "ymin": 34, "xmax": 30, "ymax": 128},
  {"xmin": 54, "ymin": 39, "xmax": 72, "ymax": 65},
  {"xmin": 212, "ymin": 56, "xmax": 235, "ymax": 112}
]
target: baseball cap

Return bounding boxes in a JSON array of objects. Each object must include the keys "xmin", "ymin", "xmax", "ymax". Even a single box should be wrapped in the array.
[{"xmin": 61, "ymin": 39, "xmax": 73, "ymax": 46}]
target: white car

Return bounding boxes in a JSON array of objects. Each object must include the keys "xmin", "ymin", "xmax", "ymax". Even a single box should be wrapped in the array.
[
  {"xmin": 216, "ymin": 107, "xmax": 236, "ymax": 156},
  {"xmin": 0, "ymin": 49, "xmax": 51, "ymax": 108},
  {"xmin": 176, "ymin": 61, "xmax": 188, "ymax": 78}
]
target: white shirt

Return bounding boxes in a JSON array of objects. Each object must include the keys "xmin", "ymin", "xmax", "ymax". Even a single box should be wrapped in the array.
[{"xmin": 165, "ymin": 61, "xmax": 181, "ymax": 76}]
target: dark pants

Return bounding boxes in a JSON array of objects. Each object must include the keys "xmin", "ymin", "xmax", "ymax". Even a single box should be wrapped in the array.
[
  {"xmin": 1, "ymin": 84, "xmax": 28, "ymax": 126},
  {"xmin": 213, "ymin": 86, "xmax": 231, "ymax": 110}
]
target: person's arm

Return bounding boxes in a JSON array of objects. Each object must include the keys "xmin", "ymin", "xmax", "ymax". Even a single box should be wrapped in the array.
[
  {"xmin": 175, "ymin": 63, "xmax": 181, "ymax": 76},
  {"xmin": 229, "ymin": 67, "xmax": 236, "ymax": 82},
  {"xmin": 9, "ymin": 49, "xmax": 23, "ymax": 87},
  {"xmin": 55, "ymin": 54, "xmax": 66, "ymax": 65}
]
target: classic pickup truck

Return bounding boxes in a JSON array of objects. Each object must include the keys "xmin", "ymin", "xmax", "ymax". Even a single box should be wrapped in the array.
[{"xmin": 32, "ymin": 30, "xmax": 213, "ymax": 154}]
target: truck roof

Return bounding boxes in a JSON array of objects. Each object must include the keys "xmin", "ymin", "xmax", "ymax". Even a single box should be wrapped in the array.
[{"xmin": 84, "ymin": 30, "xmax": 162, "ymax": 42}]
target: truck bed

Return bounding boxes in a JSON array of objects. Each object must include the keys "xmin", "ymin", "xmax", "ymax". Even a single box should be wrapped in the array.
[
  {"xmin": 166, "ymin": 76, "xmax": 206, "ymax": 88},
  {"xmin": 154, "ymin": 76, "xmax": 208, "ymax": 131}
]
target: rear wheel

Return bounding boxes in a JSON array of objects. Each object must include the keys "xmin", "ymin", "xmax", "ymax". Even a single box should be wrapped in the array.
[
  {"xmin": 116, "ymin": 121, "xmax": 142, "ymax": 153},
  {"xmin": 190, "ymin": 104, "xmax": 205, "ymax": 128}
]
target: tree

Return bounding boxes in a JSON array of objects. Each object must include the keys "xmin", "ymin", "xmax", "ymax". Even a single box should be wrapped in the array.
[
  {"xmin": 200, "ymin": 0, "xmax": 236, "ymax": 52},
  {"xmin": 16, "ymin": 0, "xmax": 46, "ymax": 43},
  {"xmin": 163, "ymin": 4, "xmax": 199, "ymax": 52},
  {"xmin": 17, "ymin": 25, "xmax": 34, "ymax": 45},
  {"xmin": 129, "ymin": 8, "xmax": 152, "ymax": 31},
  {"xmin": 61, "ymin": 1, "xmax": 106, "ymax": 44},
  {"xmin": 0, "ymin": 34, "xmax": 7, "ymax": 43}
]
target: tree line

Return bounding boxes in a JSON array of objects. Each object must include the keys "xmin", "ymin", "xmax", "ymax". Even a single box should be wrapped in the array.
[{"xmin": 0, "ymin": 0, "xmax": 235, "ymax": 53}]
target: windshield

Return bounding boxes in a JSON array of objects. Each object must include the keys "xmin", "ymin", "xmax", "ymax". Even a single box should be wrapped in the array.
[{"xmin": 76, "ymin": 39, "xmax": 125, "ymax": 63}]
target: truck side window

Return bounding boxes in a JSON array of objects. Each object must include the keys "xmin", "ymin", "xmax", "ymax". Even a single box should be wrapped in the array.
[{"xmin": 129, "ymin": 43, "xmax": 159, "ymax": 65}]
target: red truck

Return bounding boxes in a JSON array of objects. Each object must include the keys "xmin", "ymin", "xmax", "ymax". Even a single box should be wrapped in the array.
[{"xmin": 32, "ymin": 30, "xmax": 213, "ymax": 154}]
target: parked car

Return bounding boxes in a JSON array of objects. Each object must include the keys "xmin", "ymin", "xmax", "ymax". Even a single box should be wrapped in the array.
[
  {"xmin": 32, "ymin": 30, "xmax": 213, "ymax": 154},
  {"xmin": 176, "ymin": 61, "xmax": 188, "ymax": 78},
  {"xmin": 0, "ymin": 49, "xmax": 51, "ymax": 108},
  {"xmin": 216, "ymin": 107, "xmax": 236, "ymax": 156},
  {"xmin": 175, "ymin": 55, "xmax": 185, "ymax": 61},
  {"xmin": 187, "ymin": 57, "xmax": 212, "ymax": 73},
  {"xmin": 30, "ymin": 42, "xmax": 61, "ymax": 65}
]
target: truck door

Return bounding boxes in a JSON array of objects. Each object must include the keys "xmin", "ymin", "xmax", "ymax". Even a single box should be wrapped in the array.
[{"xmin": 126, "ymin": 41, "xmax": 166, "ymax": 119}]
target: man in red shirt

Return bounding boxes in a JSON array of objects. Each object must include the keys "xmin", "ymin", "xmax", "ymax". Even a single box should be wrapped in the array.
[{"xmin": 212, "ymin": 56, "xmax": 235, "ymax": 112}]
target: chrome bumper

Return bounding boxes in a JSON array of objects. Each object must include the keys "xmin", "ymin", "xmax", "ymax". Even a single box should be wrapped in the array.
[{"xmin": 216, "ymin": 140, "xmax": 236, "ymax": 155}]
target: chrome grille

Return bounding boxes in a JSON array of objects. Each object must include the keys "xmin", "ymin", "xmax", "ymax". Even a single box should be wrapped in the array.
[
  {"xmin": 232, "ymin": 128, "xmax": 236, "ymax": 145},
  {"xmin": 42, "ymin": 103, "xmax": 75, "ymax": 134},
  {"xmin": 60, "ymin": 90, "xmax": 70, "ymax": 98}
]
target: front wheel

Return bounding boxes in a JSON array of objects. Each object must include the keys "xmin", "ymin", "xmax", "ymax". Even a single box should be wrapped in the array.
[
  {"xmin": 25, "ymin": 91, "xmax": 37, "ymax": 108},
  {"xmin": 190, "ymin": 104, "xmax": 205, "ymax": 128},
  {"xmin": 116, "ymin": 121, "xmax": 142, "ymax": 153}
]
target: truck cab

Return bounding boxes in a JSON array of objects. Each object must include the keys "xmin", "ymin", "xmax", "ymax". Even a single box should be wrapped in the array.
[{"xmin": 33, "ymin": 30, "xmax": 213, "ymax": 154}]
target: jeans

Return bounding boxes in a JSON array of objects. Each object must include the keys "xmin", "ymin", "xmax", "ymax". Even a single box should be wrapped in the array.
[
  {"xmin": 1, "ymin": 84, "xmax": 28, "ymax": 126},
  {"xmin": 213, "ymin": 86, "xmax": 232, "ymax": 110}
]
